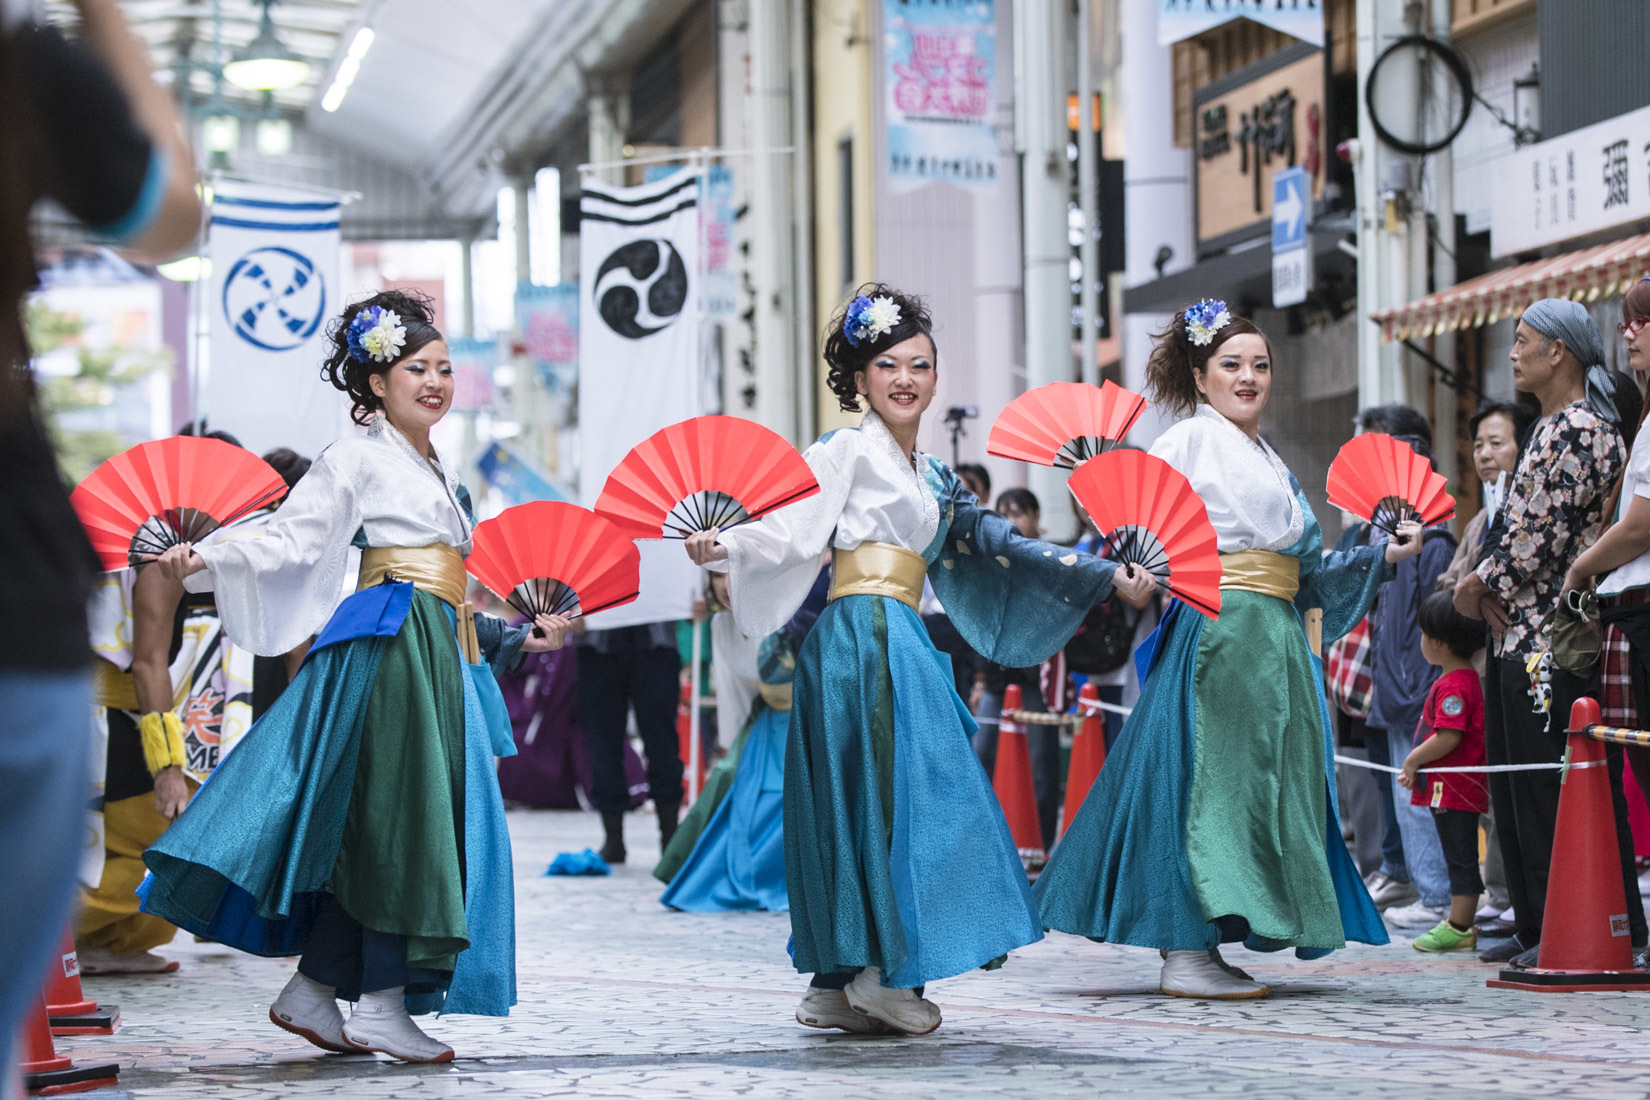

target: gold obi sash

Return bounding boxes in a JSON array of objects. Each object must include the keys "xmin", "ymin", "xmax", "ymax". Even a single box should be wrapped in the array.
[
  {"xmin": 829, "ymin": 541, "xmax": 928, "ymax": 612},
  {"xmin": 758, "ymin": 682, "xmax": 794, "ymax": 713},
  {"xmin": 358, "ymin": 544, "xmax": 481, "ymax": 662},
  {"xmin": 95, "ymin": 658, "xmax": 139, "ymax": 712},
  {"xmin": 1219, "ymin": 549, "xmax": 1323, "ymax": 655},
  {"xmin": 1218, "ymin": 550, "xmax": 1300, "ymax": 601}
]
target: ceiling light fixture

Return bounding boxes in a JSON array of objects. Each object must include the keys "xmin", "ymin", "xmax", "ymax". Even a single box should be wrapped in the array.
[
  {"xmin": 222, "ymin": 0, "xmax": 311, "ymax": 92},
  {"xmin": 320, "ymin": 25, "xmax": 375, "ymax": 113}
]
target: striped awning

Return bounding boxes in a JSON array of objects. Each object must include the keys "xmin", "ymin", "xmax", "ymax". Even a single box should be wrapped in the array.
[{"xmin": 1372, "ymin": 231, "xmax": 1650, "ymax": 342}]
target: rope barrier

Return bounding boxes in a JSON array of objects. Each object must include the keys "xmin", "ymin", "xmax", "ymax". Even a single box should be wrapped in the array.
[
  {"xmin": 974, "ymin": 702, "xmax": 1132, "ymax": 728},
  {"xmin": 1333, "ymin": 753, "xmax": 1585, "ymax": 775}
]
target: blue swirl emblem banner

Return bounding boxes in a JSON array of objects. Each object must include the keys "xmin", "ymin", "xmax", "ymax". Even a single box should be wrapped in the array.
[{"xmin": 207, "ymin": 183, "xmax": 344, "ymax": 458}]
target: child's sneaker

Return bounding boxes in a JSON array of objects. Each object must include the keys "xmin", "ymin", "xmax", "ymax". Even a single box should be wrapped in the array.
[{"xmin": 1413, "ymin": 920, "xmax": 1477, "ymax": 953}]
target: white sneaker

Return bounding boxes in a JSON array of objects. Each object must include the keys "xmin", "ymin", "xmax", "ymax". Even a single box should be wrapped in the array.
[
  {"xmin": 268, "ymin": 970, "xmax": 352, "ymax": 1054},
  {"xmin": 843, "ymin": 967, "xmax": 942, "ymax": 1035},
  {"xmin": 1365, "ymin": 873, "xmax": 1419, "ymax": 911},
  {"xmin": 1159, "ymin": 950, "xmax": 1270, "ymax": 999},
  {"xmin": 342, "ymin": 988, "xmax": 454, "ymax": 1063},
  {"xmin": 1384, "ymin": 900, "xmax": 1449, "ymax": 930},
  {"xmin": 795, "ymin": 987, "xmax": 888, "ymax": 1034}
]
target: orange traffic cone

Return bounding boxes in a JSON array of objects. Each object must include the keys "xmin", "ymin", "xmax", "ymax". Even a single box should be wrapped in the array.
[
  {"xmin": 1489, "ymin": 697, "xmax": 1650, "ymax": 992},
  {"xmin": 1059, "ymin": 683, "xmax": 1108, "ymax": 841},
  {"xmin": 676, "ymin": 681, "xmax": 704, "ymax": 794},
  {"xmin": 18, "ymin": 988, "xmax": 119, "ymax": 1095},
  {"xmin": 992, "ymin": 685, "xmax": 1047, "ymax": 874},
  {"xmin": 44, "ymin": 931, "xmax": 118, "ymax": 1035}
]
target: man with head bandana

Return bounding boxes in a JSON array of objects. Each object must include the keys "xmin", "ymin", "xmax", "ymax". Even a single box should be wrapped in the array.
[{"xmin": 1455, "ymin": 298, "xmax": 1647, "ymax": 966}]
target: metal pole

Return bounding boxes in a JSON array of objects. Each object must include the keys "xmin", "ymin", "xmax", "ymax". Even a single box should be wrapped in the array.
[
  {"xmin": 458, "ymin": 235, "xmax": 475, "ymax": 340},
  {"xmin": 688, "ymin": 613, "xmax": 703, "ymax": 804},
  {"xmin": 789, "ymin": 0, "xmax": 816, "ymax": 444},
  {"xmin": 1015, "ymin": 0, "xmax": 1074, "ymax": 539},
  {"xmin": 1077, "ymin": 0, "xmax": 1099, "ymax": 389},
  {"xmin": 1428, "ymin": 0, "xmax": 1459, "ymax": 489},
  {"xmin": 749, "ymin": 0, "xmax": 797, "ymax": 441}
]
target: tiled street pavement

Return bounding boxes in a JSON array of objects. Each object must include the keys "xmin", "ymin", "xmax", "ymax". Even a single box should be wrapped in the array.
[{"xmin": 60, "ymin": 810, "xmax": 1650, "ymax": 1098}]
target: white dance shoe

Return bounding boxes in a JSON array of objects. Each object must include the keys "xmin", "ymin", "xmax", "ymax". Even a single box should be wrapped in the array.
[
  {"xmin": 1159, "ymin": 949, "xmax": 1271, "ymax": 999},
  {"xmin": 342, "ymin": 987, "xmax": 455, "ymax": 1063},
  {"xmin": 268, "ymin": 971, "xmax": 353, "ymax": 1053},
  {"xmin": 843, "ymin": 967, "xmax": 942, "ymax": 1035},
  {"xmin": 795, "ymin": 987, "xmax": 889, "ymax": 1034}
]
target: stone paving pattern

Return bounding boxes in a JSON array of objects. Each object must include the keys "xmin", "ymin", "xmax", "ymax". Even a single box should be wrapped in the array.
[{"xmin": 57, "ymin": 810, "xmax": 1650, "ymax": 1098}]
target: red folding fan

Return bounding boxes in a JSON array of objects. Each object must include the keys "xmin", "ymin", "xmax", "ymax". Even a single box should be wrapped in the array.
[
  {"xmin": 71, "ymin": 437, "xmax": 289, "ymax": 571},
  {"xmin": 987, "ymin": 380, "xmax": 1149, "ymax": 469},
  {"xmin": 466, "ymin": 501, "xmax": 640, "ymax": 620},
  {"xmin": 1068, "ymin": 449, "xmax": 1222, "ymax": 619},
  {"xmin": 594, "ymin": 416, "xmax": 819, "ymax": 539},
  {"xmin": 1326, "ymin": 432, "xmax": 1456, "ymax": 537}
]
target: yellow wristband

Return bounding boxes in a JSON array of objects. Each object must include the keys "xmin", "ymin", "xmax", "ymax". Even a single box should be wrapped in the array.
[{"xmin": 137, "ymin": 711, "xmax": 187, "ymax": 775}]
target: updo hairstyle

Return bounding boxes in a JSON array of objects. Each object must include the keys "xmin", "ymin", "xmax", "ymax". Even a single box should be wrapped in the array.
[
  {"xmin": 1144, "ymin": 306, "xmax": 1272, "ymax": 418},
  {"xmin": 321, "ymin": 288, "xmax": 445, "ymax": 425},
  {"xmin": 822, "ymin": 283, "xmax": 937, "ymax": 413}
]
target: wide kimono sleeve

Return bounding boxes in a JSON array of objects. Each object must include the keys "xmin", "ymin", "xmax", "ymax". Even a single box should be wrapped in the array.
[
  {"xmin": 926, "ymin": 462, "xmax": 1118, "ymax": 667},
  {"xmin": 191, "ymin": 449, "xmax": 363, "ymax": 657},
  {"xmin": 1292, "ymin": 486, "xmax": 1393, "ymax": 645},
  {"xmin": 718, "ymin": 432, "xmax": 856, "ymax": 639}
]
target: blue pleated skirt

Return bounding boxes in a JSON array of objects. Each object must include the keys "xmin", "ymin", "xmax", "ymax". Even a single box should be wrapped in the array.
[
  {"xmin": 661, "ymin": 704, "xmax": 790, "ymax": 912},
  {"xmin": 784, "ymin": 593, "xmax": 1042, "ymax": 988}
]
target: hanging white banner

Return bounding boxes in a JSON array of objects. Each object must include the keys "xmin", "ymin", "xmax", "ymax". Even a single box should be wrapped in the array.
[
  {"xmin": 578, "ymin": 168, "xmax": 703, "ymax": 628},
  {"xmin": 206, "ymin": 183, "xmax": 348, "ymax": 458},
  {"xmin": 1157, "ymin": 0, "xmax": 1324, "ymax": 48}
]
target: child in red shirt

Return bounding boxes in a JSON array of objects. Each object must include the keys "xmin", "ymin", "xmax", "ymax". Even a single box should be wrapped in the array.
[{"xmin": 1399, "ymin": 591, "xmax": 1489, "ymax": 953}]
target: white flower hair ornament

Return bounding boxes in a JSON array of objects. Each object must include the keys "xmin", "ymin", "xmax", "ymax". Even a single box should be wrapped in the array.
[
  {"xmin": 1183, "ymin": 298, "xmax": 1232, "ymax": 347},
  {"xmin": 347, "ymin": 306, "xmax": 408, "ymax": 364},
  {"xmin": 844, "ymin": 294, "xmax": 903, "ymax": 348}
]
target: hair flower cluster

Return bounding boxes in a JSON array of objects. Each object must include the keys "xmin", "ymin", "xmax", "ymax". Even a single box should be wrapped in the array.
[
  {"xmin": 1183, "ymin": 298, "xmax": 1231, "ymax": 347},
  {"xmin": 347, "ymin": 306, "xmax": 407, "ymax": 364},
  {"xmin": 844, "ymin": 294, "xmax": 902, "ymax": 348}
]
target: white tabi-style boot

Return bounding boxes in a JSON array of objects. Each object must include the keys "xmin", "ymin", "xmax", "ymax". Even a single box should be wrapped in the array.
[
  {"xmin": 268, "ymin": 970, "xmax": 353, "ymax": 1053},
  {"xmin": 843, "ymin": 967, "xmax": 942, "ymax": 1035},
  {"xmin": 341, "ymin": 987, "xmax": 454, "ymax": 1063},
  {"xmin": 795, "ymin": 986, "xmax": 889, "ymax": 1034},
  {"xmin": 1159, "ymin": 949, "xmax": 1271, "ymax": 999}
]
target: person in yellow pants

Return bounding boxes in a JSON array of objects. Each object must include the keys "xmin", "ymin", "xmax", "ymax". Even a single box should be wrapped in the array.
[{"xmin": 81, "ymin": 438, "xmax": 265, "ymax": 973}]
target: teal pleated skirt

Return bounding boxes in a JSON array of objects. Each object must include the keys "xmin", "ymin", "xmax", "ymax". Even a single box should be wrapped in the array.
[{"xmin": 784, "ymin": 593, "xmax": 1042, "ymax": 988}]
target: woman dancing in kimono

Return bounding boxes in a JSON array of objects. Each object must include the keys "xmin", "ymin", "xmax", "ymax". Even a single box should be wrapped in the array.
[
  {"xmin": 141, "ymin": 290, "xmax": 569, "ymax": 1062},
  {"xmin": 1034, "ymin": 301, "xmax": 1422, "ymax": 999},
  {"xmin": 654, "ymin": 569, "xmax": 828, "ymax": 911},
  {"xmin": 686, "ymin": 285, "xmax": 1155, "ymax": 1035}
]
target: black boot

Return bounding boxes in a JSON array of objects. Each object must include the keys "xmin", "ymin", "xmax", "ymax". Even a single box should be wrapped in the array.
[
  {"xmin": 656, "ymin": 800, "xmax": 681, "ymax": 851},
  {"xmin": 599, "ymin": 810, "xmax": 626, "ymax": 864}
]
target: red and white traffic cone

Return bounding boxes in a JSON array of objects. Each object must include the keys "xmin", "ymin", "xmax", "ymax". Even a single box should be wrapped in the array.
[
  {"xmin": 992, "ymin": 685, "xmax": 1046, "ymax": 875},
  {"xmin": 44, "ymin": 931, "xmax": 118, "ymax": 1035},
  {"xmin": 1489, "ymin": 697, "xmax": 1650, "ymax": 992},
  {"xmin": 1058, "ymin": 683, "xmax": 1108, "ymax": 842}
]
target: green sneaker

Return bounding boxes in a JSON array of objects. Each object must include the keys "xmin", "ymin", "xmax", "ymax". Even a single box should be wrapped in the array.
[{"xmin": 1413, "ymin": 920, "xmax": 1478, "ymax": 953}]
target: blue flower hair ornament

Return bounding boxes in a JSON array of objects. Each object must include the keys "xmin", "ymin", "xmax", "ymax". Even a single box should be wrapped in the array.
[
  {"xmin": 843, "ymin": 294, "xmax": 903, "ymax": 348},
  {"xmin": 346, "ymin": 305, "xmax": 408, "ymax": 364},
  {"xmin": 1183, "ymin": 298, "xmax": 1231, "ymax": 347}
]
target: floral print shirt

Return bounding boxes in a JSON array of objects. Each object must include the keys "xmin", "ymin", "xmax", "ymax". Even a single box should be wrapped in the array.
[{"xmin": 1476, "ymin": 401, "xmax": 1623, "ymax": 661}]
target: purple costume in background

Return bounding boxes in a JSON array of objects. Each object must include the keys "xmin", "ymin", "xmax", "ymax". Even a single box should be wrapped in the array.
[{"xmin": 496, "ymin": 646, "xmax": 646, "ymax": 810}]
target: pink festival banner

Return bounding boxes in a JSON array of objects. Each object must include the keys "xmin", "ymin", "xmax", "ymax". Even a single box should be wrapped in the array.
[{"xmin": 883, "ymin": 0, "xmax": 998, "ymax": 192}]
